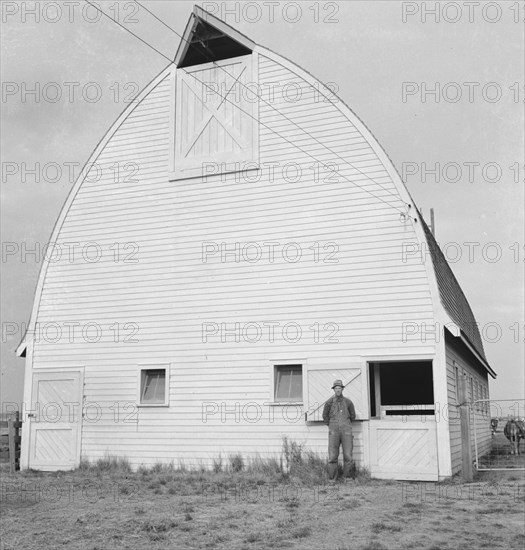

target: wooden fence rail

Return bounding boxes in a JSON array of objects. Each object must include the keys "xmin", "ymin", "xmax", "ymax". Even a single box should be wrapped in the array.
[{"xmin": 0, "ymin": 412, "xmax": 22, "ymax": 473}]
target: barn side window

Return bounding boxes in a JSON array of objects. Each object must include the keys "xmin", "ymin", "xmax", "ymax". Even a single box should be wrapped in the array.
[
  {"xmin": 138, "ymin": 366, "xmax": 169, "ymax": 406},
  {"xmin": 274, "ymin": 364, "xmax": 303, "ymax": 403}
]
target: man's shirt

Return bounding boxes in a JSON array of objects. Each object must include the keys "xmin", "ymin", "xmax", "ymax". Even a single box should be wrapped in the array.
[{"xmin": 322, "ymin": 395, "xmax": 356, "ymax": 426}]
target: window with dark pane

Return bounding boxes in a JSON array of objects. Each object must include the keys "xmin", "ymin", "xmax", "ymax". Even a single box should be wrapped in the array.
[
  {"xmin": 274, "ymin": 364, "xmax": 302, "ymax": 402},
  {"xmin": 141, "ymin": 369, "xmax": 166, "ymax": 404}
]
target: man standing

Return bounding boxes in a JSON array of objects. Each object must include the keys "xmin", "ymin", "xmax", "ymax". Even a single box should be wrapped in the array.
[{"xmin": 322, "ymin": 379, "xmax": 356, "ymax": 481}]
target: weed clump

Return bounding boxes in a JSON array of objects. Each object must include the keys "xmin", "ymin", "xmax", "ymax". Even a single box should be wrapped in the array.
[
  {"xmin": 229, "ymin": 453, "xmax": 244, "ymax": 473},
  {"xmin": 74, "ymin": 437, "xmax": 372, "ymax": 487}
]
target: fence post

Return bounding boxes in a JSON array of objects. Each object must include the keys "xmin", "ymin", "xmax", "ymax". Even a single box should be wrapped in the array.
[
  {"xmin": 8, "ymin": 411, "xmax": 20, "ymax": 474},
  {"xmin": 459, "ymin": 373, "xmax": 473, "ymax": 481}
]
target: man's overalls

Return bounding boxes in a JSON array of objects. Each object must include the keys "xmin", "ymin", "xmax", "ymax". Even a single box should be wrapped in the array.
[{"xmin": 323, "ymin": 396, "xmax": 355, "ymax": 479}]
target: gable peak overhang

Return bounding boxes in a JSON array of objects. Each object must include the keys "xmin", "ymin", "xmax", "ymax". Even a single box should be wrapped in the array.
[{"xmin": 174, "ymin": 6, "xmax": 256, "ymax": 68}]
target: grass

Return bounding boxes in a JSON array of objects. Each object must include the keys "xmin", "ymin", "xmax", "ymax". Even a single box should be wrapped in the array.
[
  {"xmin": 361, "ymin": 542, "xmax": 388, "ymax": 550},
  {"xmin": 370, "ymin": 521, "xmax": 402, "ymax": 534},
  {"xmin": 291, "ymin": 526, "xmax": 311, "ymax": 539},
  {"xmin": 79, "ymin": 454, "xmax": 132, "ymax": 474},
  {"xmin": 2, "ymin": 444, "xmax": 524, "ymax": 550},
  {"xmin": 72, "ymin": 437, "xmax": 372, "ymax": 488},
  {"xmin": 229, "ymin": 453, "xmax": 244, "ymax": 472},
  {"xmin": 141, "ymin": 517, "xmax": 178, "ymax": 533}
]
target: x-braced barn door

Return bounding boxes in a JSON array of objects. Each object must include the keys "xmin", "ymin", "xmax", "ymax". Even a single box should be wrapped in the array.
[
  {"xmin": 28, "ymin": 370, "xmax": 84, "ymax": 471},
  {"xmin": 172, "ymin": 54, "xmax": 258, "ymax": 178}
]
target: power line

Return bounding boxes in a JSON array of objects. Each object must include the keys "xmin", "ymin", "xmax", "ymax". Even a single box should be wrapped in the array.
[
  {"xmin": 83, "ymin": 0, "xmax": 408, "ymax": 215},
  {"xmin": 84, "ymin": 0, "xmax": 173, "ymax": 63}
]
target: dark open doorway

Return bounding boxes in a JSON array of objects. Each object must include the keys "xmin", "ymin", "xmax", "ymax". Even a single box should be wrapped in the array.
[{"xmin": 369, "ymin": 360, "xmax": 435, "ymax": 417}]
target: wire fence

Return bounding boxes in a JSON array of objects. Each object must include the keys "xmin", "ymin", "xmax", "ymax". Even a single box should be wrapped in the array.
[{"xmin": 473, "ymin": 399, "xmax": 525, "ymax": 471}]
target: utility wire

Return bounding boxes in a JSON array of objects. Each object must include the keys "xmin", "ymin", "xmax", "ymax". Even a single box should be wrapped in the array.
[{"xmin": 83, "ymin": 0, "xmax": 408, "ymax": 216}]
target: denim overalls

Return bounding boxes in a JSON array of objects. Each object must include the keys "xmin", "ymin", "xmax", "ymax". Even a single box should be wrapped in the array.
[{"xmin": 324, "ymin": 396, "xmax": 355, "ymax": 479}]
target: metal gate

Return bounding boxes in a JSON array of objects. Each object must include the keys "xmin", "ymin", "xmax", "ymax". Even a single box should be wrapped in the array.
[{"xmin": 473, "ymin": 399, "xmax": 525, "ymax": 471}]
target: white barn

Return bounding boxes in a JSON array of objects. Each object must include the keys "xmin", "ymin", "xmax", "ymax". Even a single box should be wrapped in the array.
[{"xmin": 16, "ymin": 6, "xmax": 496, "ymax": 481}]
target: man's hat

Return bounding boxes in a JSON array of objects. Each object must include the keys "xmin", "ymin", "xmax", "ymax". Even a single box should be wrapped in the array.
[{"xmin": 332, "ymin": 379, "xmax": 344, "ymax": 389}]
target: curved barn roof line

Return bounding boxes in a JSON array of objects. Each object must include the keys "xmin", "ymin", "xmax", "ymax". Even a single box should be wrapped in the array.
[{"xmin": 15, "ymin": 64, "xmax": 175, "ymax": 357}]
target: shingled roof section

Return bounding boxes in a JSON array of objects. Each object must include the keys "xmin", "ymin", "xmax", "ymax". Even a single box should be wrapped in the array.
[{"xmin": 420, "ymin": 216, "xmax": 487, "ymax": 363}]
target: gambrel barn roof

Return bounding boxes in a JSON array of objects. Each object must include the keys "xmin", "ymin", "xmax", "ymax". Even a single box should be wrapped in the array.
[{"xmin": 421, "ymin": 216, "xmax": 494, "ymax": 376}]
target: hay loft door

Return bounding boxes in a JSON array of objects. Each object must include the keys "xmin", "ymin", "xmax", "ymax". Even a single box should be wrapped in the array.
[
  {"xmin": 172, "ymin": 54, "xmax": 259, "ymax": 180},
  {"xmin": 28, "ymin": 370, "xmax": 84, "ymax": 471}
]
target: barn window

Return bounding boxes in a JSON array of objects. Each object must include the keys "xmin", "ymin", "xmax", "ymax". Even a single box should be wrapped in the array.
[
  {"xmin": 273, "ymin": 364, "xmax": 303, "ymax": 403},
  {"xmin": 138, "ymin": 366, "xmax": 169, "ymax": 406},
  {"xmin": 369, "ymin": 360, "xmax": 434, "ymax": 417}
]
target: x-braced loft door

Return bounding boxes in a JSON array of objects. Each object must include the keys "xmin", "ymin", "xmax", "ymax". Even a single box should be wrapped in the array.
[{"xmin": 172, "ymin": 54, "xmax": 258, "ymax": 179}]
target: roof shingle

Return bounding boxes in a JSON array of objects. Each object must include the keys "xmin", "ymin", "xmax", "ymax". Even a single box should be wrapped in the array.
[{"xmin": 420, "ymin": 216, "xmax": 488, "ymax": 364}]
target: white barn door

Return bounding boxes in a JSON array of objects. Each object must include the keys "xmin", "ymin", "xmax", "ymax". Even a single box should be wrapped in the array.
[
  {"xmin": 28, "ymin": 370, "xmax": 83, "ymax": 471},
  {"xmin": 368, "ymin": 420, "xmax": 439, "ymax": 481}
]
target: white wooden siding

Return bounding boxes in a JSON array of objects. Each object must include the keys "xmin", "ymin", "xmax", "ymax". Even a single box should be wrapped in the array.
[
  {"xmin": 446, "ymin": 342, "xmax": 491, "ymax": 475},
  {"xmin": 30, "ymin": 51, "xmax": 438, "ymax": 469}
]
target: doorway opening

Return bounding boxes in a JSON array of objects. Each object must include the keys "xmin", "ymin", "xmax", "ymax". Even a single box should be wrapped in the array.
[{"xmin": 369, "ymin": 360, "xmax": 435, "ymax": 418}]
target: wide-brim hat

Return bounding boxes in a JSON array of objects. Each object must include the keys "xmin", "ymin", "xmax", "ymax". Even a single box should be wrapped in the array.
[{"xmin": 332, "ymin": 379, "xmax": 344, "ymax": 389}]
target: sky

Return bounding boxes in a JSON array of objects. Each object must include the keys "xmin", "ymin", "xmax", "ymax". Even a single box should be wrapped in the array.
[{"xmin": 1, "ymin": 0, "xmax": 524, "ymax": 407}]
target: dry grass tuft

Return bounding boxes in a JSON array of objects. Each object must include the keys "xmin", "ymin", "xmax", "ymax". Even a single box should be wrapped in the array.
[
  {"xmin": 370, "ymin": 521, "xmax": 402, "ymax": 534},
  {"xmin": 361, "ymin": 542, "xmax": 388, "ymax": 550}
]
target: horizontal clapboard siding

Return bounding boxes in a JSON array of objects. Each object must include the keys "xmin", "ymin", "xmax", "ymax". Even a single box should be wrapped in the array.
[{"xmin": 31, "ymin": 52, "xmax": 437, "ymax": 468}]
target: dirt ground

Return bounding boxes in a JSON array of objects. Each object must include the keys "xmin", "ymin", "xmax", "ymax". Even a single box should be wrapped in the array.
[{"xmin": 1, "ymin": 464, "xmax": 524, "ymax": 550}]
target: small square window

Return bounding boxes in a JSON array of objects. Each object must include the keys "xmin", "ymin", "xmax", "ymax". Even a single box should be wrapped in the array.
[
  {"xmin": 274, "ymin": 364, "xmax": 303, "ymax": 402},
  {"xmin": 140, "ymin": 368, "xmax": 167, "ymax": 405}
]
